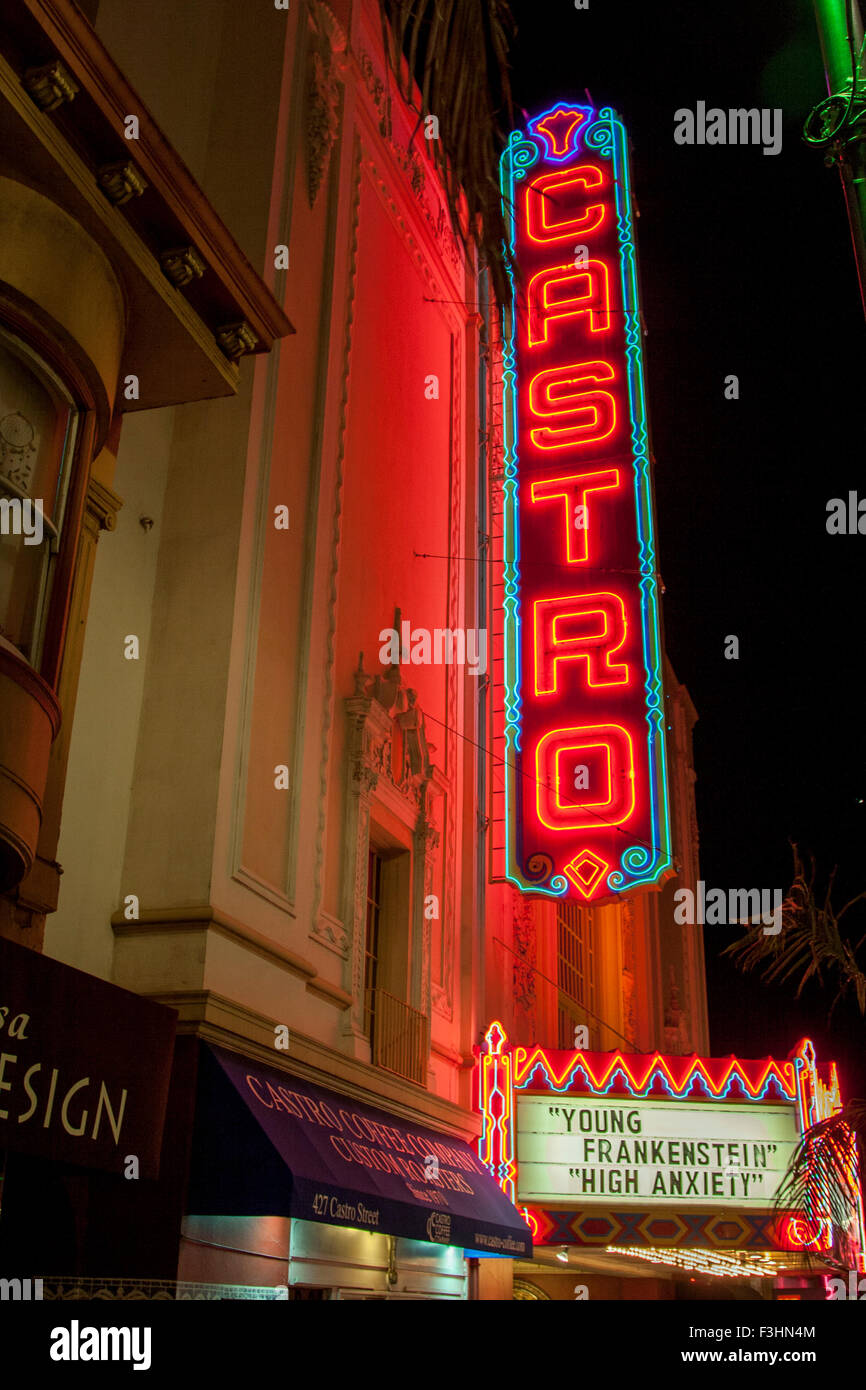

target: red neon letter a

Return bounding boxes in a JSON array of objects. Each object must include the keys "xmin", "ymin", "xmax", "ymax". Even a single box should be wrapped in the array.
[{"xmin": 528, "ymin": 261, "xmax": 611, "ymax": 346}]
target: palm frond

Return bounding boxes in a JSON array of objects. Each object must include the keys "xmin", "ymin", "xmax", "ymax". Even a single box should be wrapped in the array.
[
  {"xmin": 722, "ymin": 844, "xmax": 866, "ymax": 1019},
  {"xmin": 772, "ymin": 1103, "xmax": 866, "ymax": 1269},
  {"xmin": 723, "ymin": 846, "xmax": 866, "ymax": 1268},
  {"xmin": 377, "ymin": 0, "xmax": 517, "ymax": 306}
]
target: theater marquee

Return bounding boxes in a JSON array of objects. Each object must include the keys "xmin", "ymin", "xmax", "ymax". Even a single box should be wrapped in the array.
[
  {"xmin": 476, "ymin": 1023, "xmax": 865, "ymax": 1261},
  {"xmin": 493, "ymin": 103, "xmax": 672, "ymax": 901}
]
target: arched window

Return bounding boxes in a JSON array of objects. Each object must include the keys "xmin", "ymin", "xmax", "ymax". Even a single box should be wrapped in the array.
[{"xmin": 0, "ymin": 325, "xmax": 80, "ymax": 669}]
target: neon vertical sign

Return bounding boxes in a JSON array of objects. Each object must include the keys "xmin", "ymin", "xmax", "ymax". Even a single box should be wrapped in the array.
[{"xmin": 497, "ymin": 103, "xmax": 672, "ymax": 900}]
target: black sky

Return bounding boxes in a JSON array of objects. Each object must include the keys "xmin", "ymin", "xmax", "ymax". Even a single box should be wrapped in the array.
[{"xmin": 508, "ymin": 0, "xmax": 866, "ymax": 1093}]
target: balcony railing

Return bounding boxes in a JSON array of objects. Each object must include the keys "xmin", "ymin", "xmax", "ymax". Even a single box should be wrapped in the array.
[
  {"xmin": 36, "ymin": 1277, "xmax": 288, "ymax": 1300},
  {"xmin": 366, "ymin": 987, "xmax": 428, "ymax": 1086}
]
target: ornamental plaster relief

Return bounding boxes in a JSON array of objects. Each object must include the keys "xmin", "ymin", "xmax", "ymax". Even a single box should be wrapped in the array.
[{"xmin": 334, "ymin": 653, "xmax": 446, "ymax": 1044}]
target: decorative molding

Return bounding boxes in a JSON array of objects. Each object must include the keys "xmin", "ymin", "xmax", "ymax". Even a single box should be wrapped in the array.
[
  {"xmin": 357, "ymin": 48, "xmax": 461, "ymax": 274},
  {"xmin": 305, "ymin": 0, "xmax": 347, "ymax": 207},
  {"xmin": 311, "ymin": 133, "xmax": 363, "ymax": 929},
  {"xmin": 23, "ymin": 59, "xmax": 78, "ymax": 111},
  {"xmin": 436, "ymin": 333, "xmax": 462, "ymax": 1020},
  {"xmin": 111, "ymin": 904, "xmax": 318, "ymax": 984},
  {"xmin": 340, "ymin": 652, "xmax": 444, "ymax": 1044},
  {"xmin": 160, "ymin": 1002, "xmax": 482, "ymax": 1139},
  {"xmin": 357, "ymin": 51, "xmax": 392, "ymax": 140},
  {"xmin": 363, "ymin": 159, "xmax": 443, "ymax": 301},
  {"xmin": 620, "ymin": 897, "xmax": 636, "ymax": 1047},
  {"xmin": 511, "ymin": 891, "xmax": 537, "ymax": 1033},
  {"xmin": 430, "ymin": 1037, "xmax": 462, "ymax": 1066},
  {"xmin": 311, "ymin": 908, "xmax": 348, "ymax": 957},
  {"xmin": 85, "ymin": 475, "xmax": 122, "ymax": 534},
  {"xmin": 306, "ymin": 973, "xmax": 352, "ymax": 1010},
  {"xmin": 215, "ymin": 320, "xmax": 258, "ymax": 360},
  {"xmin": 0, "ymin": 54, "xmax": 240, "ymax": 410},
  {"xmin": 159, "ymin": 245, "xmax": 206, "ymax": 288},
  {"xmin": 6, "ymin": 3, "xmax": 292, "ymax": 351},
  {"xmin": 663, "ymin": 962, "xmax": 690, "ymax": 1055},
  {"xmin": 230, "ymin": 864, "xmax": 295, "ymax": 915},
  {"xmin": 341, "ymin": 674, "xmax": 393, "ymax": 1039},
  {"xmin": 96, "ymin": 159, "xmax": 147, "ymax": 204}
]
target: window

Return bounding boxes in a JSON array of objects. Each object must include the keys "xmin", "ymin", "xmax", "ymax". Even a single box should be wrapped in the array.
[
  {"xmin": 556, "ymin": 900, "xmax": 597, "ymax": 1048},
  {"xmin": 363, "ymin": 849, "xmax": 383, "ymax": 1043},
  {"xmin": 363, "ymin": 840, "xmax": 427, "ymax": 1085},
  {"xmin": 0, "ymin": 326, "xmax": 79, "ymax": 667}
]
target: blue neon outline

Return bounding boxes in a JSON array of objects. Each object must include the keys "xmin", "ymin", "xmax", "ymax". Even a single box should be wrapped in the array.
[{"xmin": 497, "ymin": 102, "xmax": 673, "ymax": 900}]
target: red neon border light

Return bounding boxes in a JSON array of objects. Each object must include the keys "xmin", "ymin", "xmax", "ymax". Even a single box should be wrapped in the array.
[
  {"xmin": 475, "ymin": 1024, "xmax": 864, "ymax": 1260},
  {"xmin": 496, "ymin": 101, "xmax": 673, "ymax": 904}
]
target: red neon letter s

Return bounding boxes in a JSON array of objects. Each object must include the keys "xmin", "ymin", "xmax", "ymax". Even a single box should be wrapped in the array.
[
  {"xmin": 525, "ymin": 165, "xmax": 607, "ymax": 244},
  {"xmin": 528, "ymin": 261, "xmax": 611, "ymax": 346},
  {"xmin": 528, "ymin": 362, "xmax": 617, "ymax": 451},
  {"xmin": 530, "ymin": 468, "xmax": 621, "ymax": 563},
  {"xmin": 533, "ymin": 592, "xmax": 630, "ymax": 694}
]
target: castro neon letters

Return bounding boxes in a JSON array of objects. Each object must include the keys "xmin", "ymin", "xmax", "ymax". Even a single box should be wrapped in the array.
[{"xmin": 497, "ymin": 103, "xmax": 672, "ymax": 900}]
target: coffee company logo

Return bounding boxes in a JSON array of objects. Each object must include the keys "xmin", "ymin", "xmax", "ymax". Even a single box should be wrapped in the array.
[{"xmin": 426, "ymin": 1211, "xmax": 452, "ymax": 1244}]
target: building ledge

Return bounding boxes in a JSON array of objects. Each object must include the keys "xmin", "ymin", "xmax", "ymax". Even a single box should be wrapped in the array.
[
  {"xmin": 0, "ymin": 0, "xmax": 293, "ymax": 413},
  {"xmin": 150, "ymin": 991, "xmax": 482, "ymax": 1143}
]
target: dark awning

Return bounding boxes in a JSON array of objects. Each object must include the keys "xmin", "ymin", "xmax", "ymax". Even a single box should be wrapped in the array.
[{"xmin": 188, "ymin": 1044, "xmax": 532, "ymax": 1257}]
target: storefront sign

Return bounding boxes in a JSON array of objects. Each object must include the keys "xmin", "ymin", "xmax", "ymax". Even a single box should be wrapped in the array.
[
  {"xmin": 0, "ymin": 937, "xmax": 176, "ymax": 1176},
  {"xmin": 494, "ymin": 103, "xmax": 672, "ymax": 901},
  {"xmin": 189, "ymin": 1045, "xmax": 532, "ymax": 1256}
]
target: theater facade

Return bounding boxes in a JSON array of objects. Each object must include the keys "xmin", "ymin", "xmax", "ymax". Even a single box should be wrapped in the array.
[{"xmin": 3, "ymin": 0, "xmax": 840, "ymax": 1304}]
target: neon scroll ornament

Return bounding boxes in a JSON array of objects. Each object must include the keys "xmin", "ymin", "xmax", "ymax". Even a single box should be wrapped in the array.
[{"xmin": 497, "ymin": 103, "xmax": 672, "ymax": 900}]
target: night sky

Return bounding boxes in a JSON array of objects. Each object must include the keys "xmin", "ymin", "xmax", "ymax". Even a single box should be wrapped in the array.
[{"xmin": 509, "ymin": 0, "xmax": 866, "ymax": 1092}]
